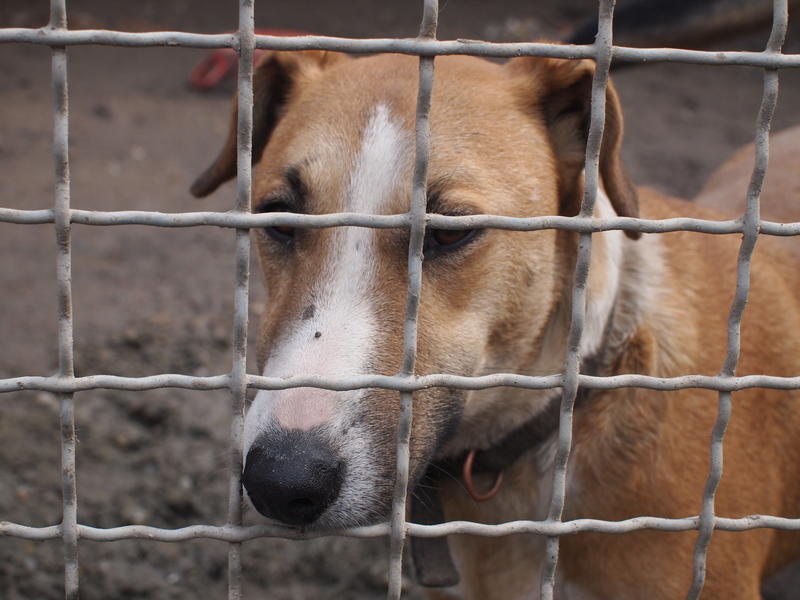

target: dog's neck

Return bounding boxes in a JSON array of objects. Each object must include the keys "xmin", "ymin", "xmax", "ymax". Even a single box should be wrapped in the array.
[
  {"xmin": 411, "ymin": 193, "xmax": 665, "ymax": 588},
  {"xmin": 438, "ymin": 190, "xmax": 651, "ymax": 460}
]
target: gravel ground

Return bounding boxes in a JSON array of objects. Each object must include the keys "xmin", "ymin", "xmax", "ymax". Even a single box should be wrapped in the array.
[{"xmin": 1, "ymin": 1, "xmax": 799, "ymax": 598}]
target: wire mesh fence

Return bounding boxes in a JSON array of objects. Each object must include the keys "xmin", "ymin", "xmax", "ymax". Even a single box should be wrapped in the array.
[{"xmin": 1, "ymin": 0, "xmax": 799, "ymax": 598}]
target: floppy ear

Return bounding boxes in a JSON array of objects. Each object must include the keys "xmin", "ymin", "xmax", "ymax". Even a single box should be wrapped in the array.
[
  {"xmin": 508, "ymin": 54, "xmax": 639, "ymax": 238},
  {"xmin": 190, "ymin": 50, "xmax": 348, "ymax": 198}
]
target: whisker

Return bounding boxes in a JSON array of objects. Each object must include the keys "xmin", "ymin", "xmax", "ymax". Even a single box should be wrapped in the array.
[
  {"xmin": 410, "ymin": 490, "xmax": 433, "ymax": 514},
  {"xmin": 426, "ymin": 462, "xmax": 470, "ymax": 497}
]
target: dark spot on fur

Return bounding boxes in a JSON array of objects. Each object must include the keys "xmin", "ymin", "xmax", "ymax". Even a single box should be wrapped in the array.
[
  {"xmin": 314, "ymin": 331, "xmax": 322, "ymax": 339},
  {"xmin": 301, "ymin": 305, "xmax": 315, "ymax": 320}
]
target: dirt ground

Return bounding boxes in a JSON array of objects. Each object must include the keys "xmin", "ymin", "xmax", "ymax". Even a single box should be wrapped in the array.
[{"xmin": 1, "ymin": 1, "xmax": 799, "ymax": 598}]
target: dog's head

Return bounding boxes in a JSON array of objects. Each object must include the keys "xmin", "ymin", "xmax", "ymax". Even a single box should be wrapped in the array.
[{"xmin": 192, "ymin": 50, "xmax": 637, "ymax": 529}]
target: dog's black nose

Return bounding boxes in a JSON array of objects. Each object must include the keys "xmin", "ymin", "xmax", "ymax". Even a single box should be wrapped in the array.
[{"xmin": 242, "ymin": 431, "xmax": 343, "ymax": 526}]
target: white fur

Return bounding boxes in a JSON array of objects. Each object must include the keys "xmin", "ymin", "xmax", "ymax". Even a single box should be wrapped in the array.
[
  {"xmin": 243, "ymin": 104, "xmax": 410, "ymax": 524},
  {"xmin": 581, "ymin": 189, "xmax": 624, "ymax": 358}
]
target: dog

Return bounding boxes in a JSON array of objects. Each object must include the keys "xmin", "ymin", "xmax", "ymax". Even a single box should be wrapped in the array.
[
  {"xmin": 191, "ymin": 50, "xmax": 800, "ymax": 598},
  {"xmin": 695, "ymin": 123, "xmax": 800, "ymax": 260}
]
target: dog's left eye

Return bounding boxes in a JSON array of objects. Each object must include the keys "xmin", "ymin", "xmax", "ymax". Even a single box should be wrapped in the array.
[
  {"xmin": 255, "ymin": 200, "xmax": 297, "ymax": 245},
  {"xmin": 423, "ymin": 228, "xmax": 478, "ymax": 258},
  {"xmin": 265, "ymin": 224, "xmax": 295, "ymax": 243}
]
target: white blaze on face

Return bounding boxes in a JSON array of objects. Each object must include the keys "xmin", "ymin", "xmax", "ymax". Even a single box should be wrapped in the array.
[{"xmin": 244, "ymin": 104, "xmax": 410, "ymax": 451}]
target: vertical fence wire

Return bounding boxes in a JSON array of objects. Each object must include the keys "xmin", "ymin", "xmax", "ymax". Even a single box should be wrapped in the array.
[
  {"xmin": 50, "ymin": 0, "xmax": 79, "ymax": 597},
  {"xmin": 386, "ymin": 1, "xmax": 438, "ymax": 598},
  {"xmin": 226, "ymin": 0, "xmax": 255, "ymax": 598},
  {"xmin": 539, "ymin": 1, "xmax": 616, "ymax": 597},
  {"xmin": 685, "ymin": 0, "xmax": 787, "ymax": 597}
]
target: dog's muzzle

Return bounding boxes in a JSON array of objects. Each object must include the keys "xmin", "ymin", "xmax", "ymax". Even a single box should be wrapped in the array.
[{"xmin": 242, "ymin": 430, "xmax": 344, "ymax": 526}]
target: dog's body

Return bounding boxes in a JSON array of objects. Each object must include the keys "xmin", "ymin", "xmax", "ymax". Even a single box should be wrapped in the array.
[
  {"xmin": 439, "ymin": 190, "xmax": 800, "ymax": 600},
  {"xmin": 193, "ymin": 51, "xmax": 800, "ymax": 598},
  {"xmin": 695, "ymin": 124, "xmax": 800, "ymax": 260}
]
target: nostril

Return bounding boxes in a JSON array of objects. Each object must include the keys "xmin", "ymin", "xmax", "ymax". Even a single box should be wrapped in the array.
[
  {"xmin": 289, "ymin": 498, "xmax": 315, "ymax": 511},
  {"xmin": 286, "ymin": 496, "xmax": 321, "ymax": 521}
]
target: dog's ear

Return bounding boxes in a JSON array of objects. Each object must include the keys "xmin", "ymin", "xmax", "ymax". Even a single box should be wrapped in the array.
[
  {"xmin": 190, "ymin": 50, "xmax": 348, "ymax": 198},
  {"xmin": 508, "ymin": 54, "xmax": 639, "ymax": 238}
]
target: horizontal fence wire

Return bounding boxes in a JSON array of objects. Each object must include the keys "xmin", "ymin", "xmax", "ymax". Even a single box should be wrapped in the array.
[
  {"xmin": 5, "ymin": 514, "xmax": 800, "ymax": 543},
  {"xmin": 2, "ymin": 0, "xmax": 800, "ymax": 598},
  {"xmin": 4, "ymin": 373, "xmax": 800, "ymax": 394},
  {"xmin": 2, "ymin": 27, "xmax": 800, "ymax": 67},
  {"xmin": 2, "ymin": 208, "xmax": 800, "ymax": 236}
]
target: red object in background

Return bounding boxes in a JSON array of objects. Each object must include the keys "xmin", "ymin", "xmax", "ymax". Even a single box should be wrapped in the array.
[{"xmin": 189, "ymin": 29, "xmax": 308, "ymax": 90}]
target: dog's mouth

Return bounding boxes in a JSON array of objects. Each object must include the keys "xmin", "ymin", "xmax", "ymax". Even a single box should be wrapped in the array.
[
  {"xmin": 242, "ymin": 441, "xmax": 449, "ymax": 532},
  {"xmin": 241, "ymin": 384, "xmax": 466, "ymax": 531}
]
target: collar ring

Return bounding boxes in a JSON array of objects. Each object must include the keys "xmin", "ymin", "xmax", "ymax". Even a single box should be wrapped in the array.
[{"xmin": 462, "ymin": 448, "xmax": 504, "ymax": 502}]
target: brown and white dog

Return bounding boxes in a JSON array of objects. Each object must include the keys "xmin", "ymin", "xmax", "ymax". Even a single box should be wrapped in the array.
[{"xmin": 191, "ymin": 50, "xmax": 800, "ymax": 599}]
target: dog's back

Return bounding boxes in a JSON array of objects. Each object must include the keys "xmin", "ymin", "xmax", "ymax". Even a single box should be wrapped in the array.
[{"xmin": 695, "ymin": 124, "xmax": 800, "ymax": 261}]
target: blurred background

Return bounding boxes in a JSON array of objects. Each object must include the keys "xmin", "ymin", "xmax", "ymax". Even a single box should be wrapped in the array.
[{"xmin": 1, "ymin": 1, "xmax": 799, "ymax": 598}]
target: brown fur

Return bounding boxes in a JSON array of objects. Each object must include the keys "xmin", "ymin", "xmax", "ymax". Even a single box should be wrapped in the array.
[
  {"xmin": 440, "ymin": 191, "xmax": 800, "ymax": 599},
  {"xmin": 694, "ymin": 123, "xmax": 800, "ymax": 261},
  {"xmin": 193, "ymin": 51, "xmax": 800, "ymax": 598}
]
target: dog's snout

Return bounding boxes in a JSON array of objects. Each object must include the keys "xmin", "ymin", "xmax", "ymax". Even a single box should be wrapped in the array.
[{"xmin": 243, "ymin": 431, "xmax": 344, "ymax": 526}]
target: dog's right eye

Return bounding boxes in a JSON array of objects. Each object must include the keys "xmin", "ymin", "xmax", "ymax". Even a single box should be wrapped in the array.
[{"xmin": 423, "ymin": 227, "xmax": 480, "ymax": 259}]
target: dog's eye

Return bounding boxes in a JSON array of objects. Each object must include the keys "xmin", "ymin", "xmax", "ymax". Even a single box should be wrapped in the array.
[
  {"xmin": 266, "ymin": 224, "xmax": 295, "ymax": 243},
  {"xmin": 423, "ymin": 228, "xmax": 479, "ymax": 258},
  {"xmin": 255, "ymin": 200, "xmax": 297, "ymax": 245},
  {"xmin": 432, "ymin": 229, "xmax": 470, "ymax": 246}
]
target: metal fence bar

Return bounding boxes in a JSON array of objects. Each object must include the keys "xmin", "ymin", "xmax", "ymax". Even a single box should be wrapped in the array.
[
  {"xmin": 48, "ymin": 0, "xmax": 80, "ymax": 597},
  {"xmin": 2, "ymin": 27, "xmax": 800, "ymax": 68},
  {"xmin": 5, "ymin": 372, "xmax": 800, "ymax": 395},
  {"xmin": 686, "ymin": 1, "xmax": 788, "ymax": 596},
  {"xmin": 540, "ymin": 1, "xmax": 616, "ymax": 596},
  {"xmin": 386, "ymin": 3, "xmax": 438, "ymax": 598},
  {"xmin": 225, "ymin": 1, "xmax": 255, "ymax": 597},
  {"xmin": 6, "ymin": 513, "xmax": 800, "ymax": 544},
  {"xmin": 3, "ymin": 208, "xmax": 799, "ymax": 237}
]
